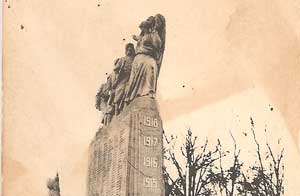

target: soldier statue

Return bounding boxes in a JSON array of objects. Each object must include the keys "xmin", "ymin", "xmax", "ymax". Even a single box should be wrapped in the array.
[
  {"xmin": 112, "ymin": 43, "xmax": 135, "ymax": 114},
  {"xmin": 95, "ymin": 43, "xmax": 135, "ymax": 125}
]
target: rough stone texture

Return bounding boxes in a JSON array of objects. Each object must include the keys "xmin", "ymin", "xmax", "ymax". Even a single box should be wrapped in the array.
[{"xmin": 87, "ymin": 97, "xmax": 165, "ymax": 196}]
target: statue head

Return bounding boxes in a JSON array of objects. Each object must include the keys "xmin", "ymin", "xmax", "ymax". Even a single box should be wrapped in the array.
[
  {"xmin": 125, "ymin": 43, "xmax": 135, "ymax": 56},
  {"xmin": 139, "ymin": 15, "xmax": 161, "ymax": 34},
  {"xmin": 139, "ymin": 21, "xmax": 149, "ymax": 33},
  {"xmin": 146, "ymin": 16, "xmax": 155, "ymax": 30}
]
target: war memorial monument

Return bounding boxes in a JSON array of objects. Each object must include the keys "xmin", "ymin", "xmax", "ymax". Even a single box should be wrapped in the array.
[{"xmin": 87, "ymin": 14, "xmax": 166, "ymax": 196}]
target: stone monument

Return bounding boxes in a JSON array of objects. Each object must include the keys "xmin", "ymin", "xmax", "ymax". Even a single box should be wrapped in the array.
[{"xmin": 88, "ymin": 14, "xmax": 166, "ymax": 196}]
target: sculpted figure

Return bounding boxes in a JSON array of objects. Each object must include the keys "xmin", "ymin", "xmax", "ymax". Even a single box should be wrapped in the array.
[
  {"xmin": 103, "ymin": 65, "xmax": 117, "ymax": 125},
  {"xmin": 112, "ymin": 43, "xmax": 135, "ymax": 114},
  {"xmin": 125, "ymin": 14, "xmax": 166, "ymax": 103},
  {"xmin": 95, "ymin": 15, "xmax": 165, "ymax": 122},
  {"xmin": 95, "ymin": 82, "xmax": 110, "ymax": 125},
  {"xmin": 95, "ymin": 59, "xmax": 119, "ymax": 125},
  {"xmin": 95, "ymin": 84, "xmax": 105, "ymax": 111},
  {"xmin": 47, "ymin": 173, "xmax": 61, "ymax": 196}
]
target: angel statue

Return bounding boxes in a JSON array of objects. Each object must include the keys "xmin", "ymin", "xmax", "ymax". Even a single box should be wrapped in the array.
[
  {"xmin": 47, "ymin": 173, "xmax": 61, "ymax": 196},
  {"xmin": 125, "ymin": 14, "xmax": 166, "ymax": 103}
]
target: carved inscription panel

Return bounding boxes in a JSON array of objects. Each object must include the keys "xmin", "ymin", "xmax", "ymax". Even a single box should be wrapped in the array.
[
  {"xmin": 88, "ymin": 127, "xmax": 128, "ymax": 196},
  {"xmin": 138, "ymin": 113, "xmax": 163, "ymax": 196}
]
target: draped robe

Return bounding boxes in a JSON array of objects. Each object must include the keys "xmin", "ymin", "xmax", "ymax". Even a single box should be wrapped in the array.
[
  {"xmin": 113, "ymin": 55, "xmax": 134, "ymax": 112},
  {"xmin": 125, "ymin": 31, "xmax": 162, "ymax": 102}
]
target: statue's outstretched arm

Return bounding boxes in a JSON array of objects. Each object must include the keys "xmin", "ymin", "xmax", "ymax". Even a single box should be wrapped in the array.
[{"xmin": 132, "ymin": 35, "xmax": 141, "ymax": 41}]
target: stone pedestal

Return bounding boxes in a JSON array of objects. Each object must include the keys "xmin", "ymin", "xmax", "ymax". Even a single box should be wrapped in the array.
[{"xmin": 87, "ymin": 97, "xmax": 165, "ymax": 196}]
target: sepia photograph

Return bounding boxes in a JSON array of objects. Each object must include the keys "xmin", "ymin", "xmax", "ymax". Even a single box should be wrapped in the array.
[{"xmin": 3, "ymin": 0, "xmax": 300, "ymax": 195}]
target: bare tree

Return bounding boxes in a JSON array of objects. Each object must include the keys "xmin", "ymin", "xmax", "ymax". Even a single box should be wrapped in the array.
[
  {"xmin": 209, "ymin": 133, "xmax": 243, "ymax": 196},
  {"xmin": 237, "ymin": 118, "xmax": 284, "ymax": 196},
  {"xmin": 164, "ymin": 129, "xmax": 221, "ymax": 196},
  {"xmin": 164, "ymin": 122, "xmax": 284, "ymax": 196}
]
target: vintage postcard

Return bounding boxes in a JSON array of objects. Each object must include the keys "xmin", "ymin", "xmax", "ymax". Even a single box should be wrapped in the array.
[{"xmin": 3, "ymin": 0, "xmax": 300, "ymax": 196}]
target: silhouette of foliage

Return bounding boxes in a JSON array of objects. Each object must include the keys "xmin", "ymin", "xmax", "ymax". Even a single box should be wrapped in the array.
[{"xmin": 164, "ymin": 119, "xmax": 284, "ymax": 196}]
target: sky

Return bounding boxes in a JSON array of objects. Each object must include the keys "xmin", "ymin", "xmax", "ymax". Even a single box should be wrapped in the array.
[{"xmin": 3, "ymin": 0, "xmax": 300, "ymax": 195}]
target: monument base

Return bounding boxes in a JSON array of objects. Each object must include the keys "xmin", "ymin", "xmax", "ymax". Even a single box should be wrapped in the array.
[{"xmin": 87, "ymin": 97, "xmax": 165, "ymax": 196}]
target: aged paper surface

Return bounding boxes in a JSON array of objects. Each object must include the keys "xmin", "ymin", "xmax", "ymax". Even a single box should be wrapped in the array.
[{"xmin": 3, "ymin": 0, "xmax": 300, "ymax": 195}]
